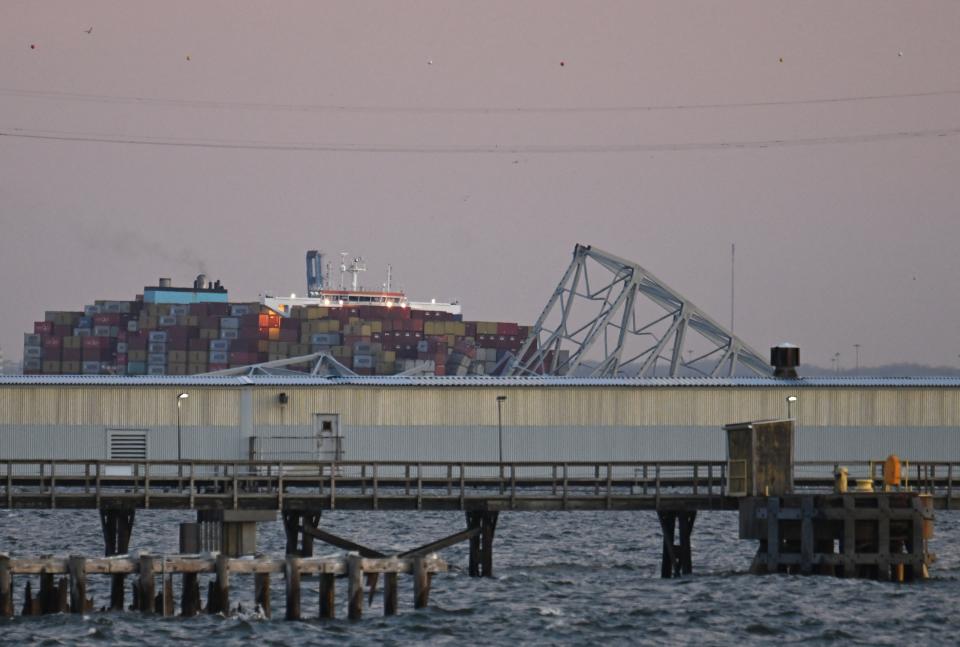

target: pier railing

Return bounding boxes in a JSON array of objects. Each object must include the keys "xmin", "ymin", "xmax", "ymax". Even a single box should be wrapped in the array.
[
  {"xmin": 2, "ymin": 459, "xmax": 957, "ymax": 510},
  {"xmin": 0, "ymin": 459, "xmax": 731, "ymax": 511}
]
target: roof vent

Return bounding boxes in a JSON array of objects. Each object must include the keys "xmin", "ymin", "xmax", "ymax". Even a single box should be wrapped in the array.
[
  {"xmin": 159, "ymin": 277, "xmax": 172, "ymax": 288},
  {"xmin": 771, "ymin": 343, "xmax": 799, "ymax": 379}
]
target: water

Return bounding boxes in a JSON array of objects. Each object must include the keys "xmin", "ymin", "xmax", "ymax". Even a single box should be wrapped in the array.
[{"xmin": 2, "ymin": 508, "xmax": 960, "ymax": 645}]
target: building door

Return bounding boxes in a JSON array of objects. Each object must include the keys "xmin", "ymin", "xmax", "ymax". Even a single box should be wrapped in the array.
[{"xmin": 313, "ymin": 414, "xmax": 343, "ymax": 462}]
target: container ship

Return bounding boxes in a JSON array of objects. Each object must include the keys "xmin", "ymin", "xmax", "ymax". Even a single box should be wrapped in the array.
[{"xmin": 21, "ymin": 251, "xmax": 529, "ymax": 377}]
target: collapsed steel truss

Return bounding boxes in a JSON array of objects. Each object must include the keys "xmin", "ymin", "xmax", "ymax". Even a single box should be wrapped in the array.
[
  {"xmin": 201, "ymin": 352, "xmax": 358, "ymax": 377},
  {"xmin": 507, "ymin": 244, "xmax": 772, "ymax": 378}
]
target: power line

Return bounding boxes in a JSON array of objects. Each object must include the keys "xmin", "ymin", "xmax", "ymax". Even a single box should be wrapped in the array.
[
  {"xmin": 0, "ymin": 86, "xmax": 958, "ymax": 115},
  {"xmin": 2, "ymin": 125, "xmax": 958, "ymax": 153}
]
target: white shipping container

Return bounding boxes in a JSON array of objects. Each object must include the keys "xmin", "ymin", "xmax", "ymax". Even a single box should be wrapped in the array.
[
  {"xmin": 148, "ymin": 353, "xmax": 166, "ymax": 364},
  {"xmin": 209, "ymin": 339, "xmax": 230, "ymax": 351},
  {"xmin": 220, "ymin": 317, "xmax": 240, "ymax": 329},
  {"xmin": 24, "ymin": 334, "xmax": 42, "ymax": 347},
  {"xmin": 158, "ymin": 316, "xmax": 177, "ymax": 327},
  {"xmin": 24, "ymin": 347, "xmax": 43, "ymax": 358},
  {"xmin": 94, "ymin": 326, "xmax": 111, "ymax": 337},
  {"xmin": 209, "ymin": 351, "xmax": 229, "ymax": 363},
  {"xmin": 148, "ymin": 342, "xmax": 166, "ymax": 353},
  {"xmin": 220, "ymin": 329, "xmax": 239, "ymax": 340}
]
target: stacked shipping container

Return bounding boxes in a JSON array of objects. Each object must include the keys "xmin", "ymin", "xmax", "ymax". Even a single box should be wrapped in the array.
[{"xmin": 23, "ymin": 298, "xmax": 529, "ymax": 376}]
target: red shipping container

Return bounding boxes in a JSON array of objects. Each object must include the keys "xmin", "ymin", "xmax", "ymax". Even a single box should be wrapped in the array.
[
  {"xmin": 82, "ymin": 336, "xmax": 107, "ymax": 349},
  {"xmin": 208, "ymin": 363, "xmax": 228, "ymax": 371},
  {"xmin": 207, "ymin": 303, "xmax": 230, "ymax": 316},
  {"xmin": 127, "ymin": 336, "xmax": 147, "ymax": 351},
  {"xmin": 93, "ymin": 314, "xmax": 120, "ymax": 326},
  {"xmin": 189, "ymin": 303, "xmax": 209, "ymax": 316},
  {"xmin": 167, "ymin": 339, "xmax": 189, "ymax": 351},
  {"xmin": 42, "ymin": 347, "xmax": 61, "ymax": 360},
  {"xmin": 43, "ymin": 337, "xmax": 62, "ymax": 349},
  {"xmin": 82, "ymin": 347, "xmax": 105, "ymax": 361},
  {"xmin": 54, "ymin": 324, "xmax": 72, "ymax": 337},
  {"xmin": 116, "ymin": 353, "xmax": 127, "ymax": 364},
  {"xmin": 34, "ymin": 321, "xmax": 54, "ymax": 335},
  {"xmin": 188, "ymin": 338, "xmax": 207, "ymax": 351},
  {"xmin": 279, "ymin": 329, "xmax": 298, "ymax": 342},
  {"xmin": 62, "ymin": 348, "xmax": 82, "ymax": 361},
  {"xmin": 497, "ymin": 322, "xmax": 520, "ymax": 335}
]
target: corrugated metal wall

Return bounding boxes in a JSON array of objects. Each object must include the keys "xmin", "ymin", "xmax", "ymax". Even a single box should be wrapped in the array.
[{"xmin": 2, "ymin": 383, "xmax": 960, "ymax": 461}]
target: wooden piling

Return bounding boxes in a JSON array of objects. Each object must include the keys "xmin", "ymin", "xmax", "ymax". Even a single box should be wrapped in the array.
[
  {"xmin": 255, "ymin": 571, "xmax": 271, "ymax": 618},
  {"xmin": 383, "ymin": 572, "xmax": 398, "ymax": 616},
  {"xmin": 56, "ymin": 576, "xmax": 69, "ymax": 613},
  {"xmin": 284, "ymin": 556, "xmax": 300, "ymax": 621},
  {"xmin": 138, "ymin": 555, "xmax": 154, "ymax": 614},
  {"xmin": 214, "ymin": 553, "xmax": 230, "ymax": 614},
  {"xmin": 319, "ymin": 573, "xmax": 335, "ymax": 620},
  {"xmin": 413, "ymin": 557, "xmax": 430, "ymax": 609},
  {"xmin": 68, "ymin": 556, "xmax": 86, "ymax": 613},
  {"xmin": 162, "ymin": 574, "xmax": 174, "ymax": 616},
  {"xmin": 0, "ymin": 554, "xmax": 12, "ymax": 617},
  {"xmin": 181, "ymin": 573, "xmax": 200, "ymax": 616},
  {"xmin": 347, "ymin": 554, "xmax": 363, "ymax": 620},
  {"xmin": 22, "ymin": 580, "xmax": 35, "ymax": 616},
  {"xmin": 39, "ymin": 568, "xmax": 55, "ymax": 614}
]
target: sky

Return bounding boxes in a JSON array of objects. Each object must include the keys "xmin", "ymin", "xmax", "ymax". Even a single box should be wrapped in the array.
[{"xmin": 1, "ymin": 1, "xmax": 959, "ymax": 369}]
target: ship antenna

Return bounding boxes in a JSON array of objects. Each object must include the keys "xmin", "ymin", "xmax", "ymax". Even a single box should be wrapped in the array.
[
  {"xmin": 339, "ymin": 252, "xmax": 348, "ymax": 290},
  {"xmin": 386, "ymin": 264, "xmax": 392, "ymax": 292}
]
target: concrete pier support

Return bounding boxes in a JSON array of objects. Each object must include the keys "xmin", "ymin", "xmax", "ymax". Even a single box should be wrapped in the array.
[{"xmin": 100, "ymin": 508, "xmax": 134, "ymax": 610}]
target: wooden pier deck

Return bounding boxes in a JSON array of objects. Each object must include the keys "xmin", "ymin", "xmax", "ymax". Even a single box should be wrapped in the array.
[{"xmin": 1, "ymin": 459, "xmax": 958, "ymax": 512}]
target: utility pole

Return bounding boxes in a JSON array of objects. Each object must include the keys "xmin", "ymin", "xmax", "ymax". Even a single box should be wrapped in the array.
[
  {"xmin": 730, "ymin": 243, "xmax": 735, "ymax": 333},
  {"xmin": 853, "ymin": 344, "xmax": 861, "ymax": 375}
]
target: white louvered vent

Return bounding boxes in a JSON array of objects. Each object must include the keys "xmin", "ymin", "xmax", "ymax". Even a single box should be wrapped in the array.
[{"xmin": 107, "ymin": 430, "xmax": 148, "ymax": 461}]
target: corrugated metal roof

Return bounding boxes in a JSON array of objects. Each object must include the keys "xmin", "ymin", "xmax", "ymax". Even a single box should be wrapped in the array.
[{"xmin": 2, "ymin": 375, "xmax": 960, "ymax": 388}]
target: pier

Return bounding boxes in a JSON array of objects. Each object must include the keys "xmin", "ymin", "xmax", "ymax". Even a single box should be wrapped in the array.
[
  {"xmin": 0, "ymin": 552, "xmax": 446, "ymax": 620},
  {"xmin": 0, "ymin": 455, "xmax": 945, "ymax": 587}
]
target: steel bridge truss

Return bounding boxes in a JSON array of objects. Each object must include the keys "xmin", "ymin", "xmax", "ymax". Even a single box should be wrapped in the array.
[{"xmin": 507, "ymin": 244, "xmax": 772, "ymax": 378}]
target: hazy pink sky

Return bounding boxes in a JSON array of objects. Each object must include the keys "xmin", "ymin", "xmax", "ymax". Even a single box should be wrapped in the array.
[{"xmin": 2, "ymin": 1, "xmax": 959, "ymax": 368}]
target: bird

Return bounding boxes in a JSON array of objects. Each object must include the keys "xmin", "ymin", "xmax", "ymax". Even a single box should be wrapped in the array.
[{"xmin": 84, "ymin": 27, "xmax": 93, "ymax": 34}]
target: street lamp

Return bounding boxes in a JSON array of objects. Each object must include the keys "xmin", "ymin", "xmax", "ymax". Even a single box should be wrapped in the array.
[
  {"xmin": 786, "ymin": 395, "xmax": 798, "ymax": 419},
  {"xmin": 177, "ymin": 392, "xmax": 189, "ymax": 475},
  {"xmin": 496, "ymin": 396, "xmax": 507, "ymax": 493}
]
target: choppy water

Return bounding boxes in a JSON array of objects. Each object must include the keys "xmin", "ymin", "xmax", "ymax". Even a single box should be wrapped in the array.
[{"xmin": 2, "ymin": 508, "xmax": 960, "ymax": 645}]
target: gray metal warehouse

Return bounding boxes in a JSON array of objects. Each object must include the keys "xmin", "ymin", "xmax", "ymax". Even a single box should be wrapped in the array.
[{"xmin": 1, "ymin": 375, "xmax": 959, "ymax": 465}]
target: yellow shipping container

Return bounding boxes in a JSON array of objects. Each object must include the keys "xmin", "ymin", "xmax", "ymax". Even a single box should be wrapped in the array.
[
  {"xmin": 129, "ymin": 350, "xmax": 147, "ymax": 362},
  {"xmin": 361, "ymin": 325, "xmax": 372, "ymax": 337},
  {"xmin": 168, "ymin": 350, "xmax": 187, "ymax": 363},
  {"xmin": 328, "ymin": 320, "xmax": 340, "ymax": 332},
  {"xmin": 477, "ymin": 322, "xmax": 498, "ymax": 335},
  {"xmin": 383, "ymin": 350, "xmax": 396, "ymax": 363},
  {"xmin": 424, "ymin": 321, "xmax": 438, "ymax": 335},
  {"xmin": 300, "ymin": 322, "xmax": 312, "ymax": 337},
  {"xmin": 43, "ymin": 361, "xmax": 61, "ymax": 373},
  {"xmin": 168, "ymin": 363, "xmax": 188, "ymax": 375},
  {"xmin": 370, "ymin": 321, "xmax": 382, "ymax": 333},
  {"xmin": 188, "ymin": 350, "xmax": 207, "ymax": 363},
  {"xmin": 258, "ymin": 340, "xmax": 271, "ymax": 352},
  {"xmin": 187, "ymin": 363, "xmax": 207, "ymax": 374},
  {"xmin": 61, "ymin": 361, "xmax": 80, "ymax": 374},
  {"xmin": 63, "ymin": 336, "xmax": 81, "ymax": 349}
]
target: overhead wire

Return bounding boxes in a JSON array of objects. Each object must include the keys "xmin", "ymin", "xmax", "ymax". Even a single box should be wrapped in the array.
[
  {"xmin": 0, "ymin": 86, "xmax": 959, "ymax": 115},
  {"xmin": 2, "ymin": 125, "xmax": 959, "ymax": 153}
]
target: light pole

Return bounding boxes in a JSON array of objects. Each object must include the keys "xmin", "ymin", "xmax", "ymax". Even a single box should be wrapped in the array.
[
  {"xmin": 854, "ymin": 344, "xmax": 861, "ymax": 375},
  {"xmin": 177, "ymin": 392, "xmax": 189, "ymax": 475},
  {"xmin": 496, "ymin": 395, "xmax": 506, "ymax": 493},
  {"xmin": 786, "ymin": 395, "xmax": 798, "ymax": 419}
]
